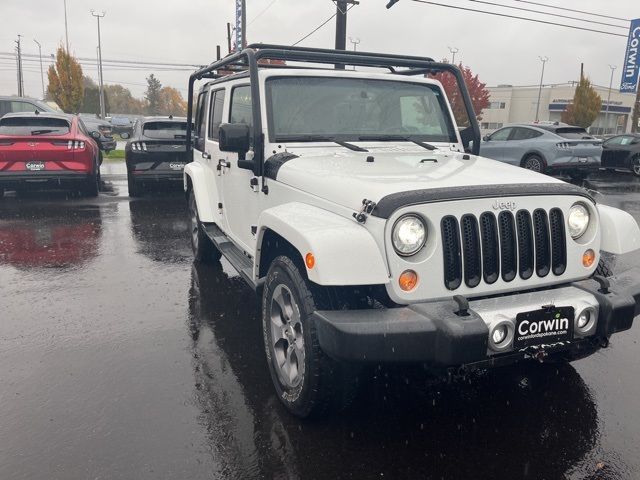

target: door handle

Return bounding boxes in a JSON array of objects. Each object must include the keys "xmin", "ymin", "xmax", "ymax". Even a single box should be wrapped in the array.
[{"xmin": 202, "ymin": 152, "xmax": 211, "ymax": 160}]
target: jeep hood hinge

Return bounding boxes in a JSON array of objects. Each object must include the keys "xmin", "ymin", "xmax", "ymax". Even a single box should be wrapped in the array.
[{"xmin": 353, "ymin": 199, "xmax": 377, "ymax": 224}]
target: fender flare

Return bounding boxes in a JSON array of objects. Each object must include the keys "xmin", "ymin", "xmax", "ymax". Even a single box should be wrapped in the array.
[
  {"xmin": 597, "ymin": 204, "xmax": 640, "ymax": 254},
  {"xmin": 184, "ymin": 162, "xmax": 216, "ymax": 223},
  {"xmin": 255, "ymin": 202, "xmax": 389, "ymax": 286}
]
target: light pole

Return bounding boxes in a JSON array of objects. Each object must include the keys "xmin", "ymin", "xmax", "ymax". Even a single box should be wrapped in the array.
[
  {"xmin": 448, "ymin": 46, "xmax": 459, "ymax": 65},
  {"xmin": 535, "ymin": 56, "xmax": 549, "ymax": 123},
  {"xmin": 15, "ymin": 35, "xmax": 24, "ymax": 97},
  {"xmin": 63, "ymin": 0, "xmax": 70, "ymax": 52},
  {"xmin": 91, "ymin": 10, "xmax": 106, "ymax": 119},
  {"xmin": 34, "ymin": 39, "xmax": 45, "ymax": 99},
  {"xmin": 605, "ymin": 65, "xmax": 617, "ymax": 135}
]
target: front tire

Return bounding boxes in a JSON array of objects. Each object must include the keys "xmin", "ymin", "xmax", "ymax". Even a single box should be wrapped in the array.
[
  {"xmin": 127, "ymin": 174, "xmax": 141, "ymax": 197},
  {"xmin": 630, "ymin": 155, "xmax": 640, "ymax": 178},
  {"xmin": 262, "ymin": 255, "xmax": 359, "ymax": 418},
  {"xmin": 188, "ymin": 189, "xmax": 221, "ymax": 263}
]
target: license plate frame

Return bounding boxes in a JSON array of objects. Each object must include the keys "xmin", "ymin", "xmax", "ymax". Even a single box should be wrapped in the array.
[
  {"xmin": 514, "ymin": 306, "xmax": 574, "ymax": 349},
  {"xmin": 25, "ymin": 161, "xmax": 46, "ymax": 171}
]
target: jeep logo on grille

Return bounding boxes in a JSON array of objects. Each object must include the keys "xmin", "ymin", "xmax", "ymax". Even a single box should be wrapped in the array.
[{"xmin": 492, "ymin": 199, "xmax": 517, "ymax": 211}]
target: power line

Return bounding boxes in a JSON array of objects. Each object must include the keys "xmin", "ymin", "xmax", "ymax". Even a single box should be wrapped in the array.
[
  {"xmin": 410, "ymin": 0, "xmax": 628, "ymax": 38},
  {"xmin": 248, "ymin": 0, "xmax": 278, "ymax": 25},
  {"xmin": 292, "ymin": 3, "xmax": 356, "ymax": 46},
  {"xmin": 513, "ymin": 0, "xmax": 632, "ymax": 23},
  {"xmin": 469, "ymin": 0, "xmax": 629, "ymax": 30},
  {"xmin": 0, "ymin": 51, "xmax": 201, "ymax": 68}
]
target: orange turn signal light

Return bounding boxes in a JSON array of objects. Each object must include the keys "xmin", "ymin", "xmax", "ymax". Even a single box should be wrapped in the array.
[
  {"xmin": 583, "ymin": 249, "xmax": 595, "ymax": 268},
  {"xmin": 399, "ymin": 270, "xmax": 418, "ymax": 291},
  {"xmin": 305, "ymin": 253, "xmax": 315, "ymax": 269}
]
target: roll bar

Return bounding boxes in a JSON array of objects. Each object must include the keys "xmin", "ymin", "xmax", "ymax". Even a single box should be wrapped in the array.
[{"xmin": 186, "ymin": 43, "xmax": 481, "ymax": 174}]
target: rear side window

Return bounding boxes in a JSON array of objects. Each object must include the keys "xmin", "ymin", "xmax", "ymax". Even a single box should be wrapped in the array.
[
  {"xmin": 208, "ymin": 90, "xmax": 226, "ymax": 140},
  {"xmin": 194, "ymin": 91, "xmax": 208, "ymax": 151},
  {"xmin": 554, "ymin": 128, "xmax": 592, "ymax": 139},
  {"xmin": 0, "ymin": 117, "xmax": 70, "ymax": 136},
  {"xmin": 511, "ymin": 128, "xmax": 543, "ymax": 140},
  {"xmin": 142, "ymin": 121, "xmax": 188, "ymax": 139}
]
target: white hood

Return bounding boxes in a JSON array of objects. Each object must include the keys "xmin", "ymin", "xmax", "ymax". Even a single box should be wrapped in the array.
[{"xmin": 275, "ymin": 145, "xmax": 563, "ymax": 211}]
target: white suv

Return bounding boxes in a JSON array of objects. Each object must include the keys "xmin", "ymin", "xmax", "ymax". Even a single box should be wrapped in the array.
[{"xmin": 184, "ymin": 44, "xmax": 640, "ymax": 417}]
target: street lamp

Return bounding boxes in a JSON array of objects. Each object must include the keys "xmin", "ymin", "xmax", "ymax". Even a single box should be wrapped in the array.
[
  {"xmin": 33, "ymin": 39, "xmax": 45, "ymax": 100},
  {"xmin": 448, "ymin": 46, "xmax": 459, "ymax": 65},
  {"xmin": 63, "ymin": 0, "xmax": 70, "ymax": 52},
  {"xmin": 535, "ymin": 56, "xmax": 549, "ymax": 123},
  {"xmin": 90, "ymin": 10, "xmax": 106, "ymax": 119},
  {"xmin": 605, "ymin": 65, "xmax": 618, "ymax": 135}
]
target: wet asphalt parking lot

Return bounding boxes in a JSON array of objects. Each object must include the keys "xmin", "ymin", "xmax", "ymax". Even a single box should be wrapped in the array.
[{"xmin": 2, "ymin": 164, "xmax": 640, "ymax": 480}]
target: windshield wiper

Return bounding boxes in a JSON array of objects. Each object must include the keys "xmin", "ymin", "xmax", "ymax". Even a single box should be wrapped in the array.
[
  {"xmin": 30, "ymin": 129, "xmax": 56, "ymax": 135},
  {"xmin": 357, "ymin": 135, "xmax": 437, "ymax": 151},
  {"xmin": 276, "ymin": 135, "xmax": 369, "ymax": 152}
]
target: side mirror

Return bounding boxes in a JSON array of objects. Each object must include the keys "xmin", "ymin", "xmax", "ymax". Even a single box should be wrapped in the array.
[
  {"xmin": 90, "ymin": 131, "xmax": 101, "ymax": 139},
  {"xmin": 483, "ymin": 135, "xmax": 490, "ymax": 142},
  {"xmin": 120, "ymin": 132, "xmax": 130, "ymax": 140},
  {"xmin": 219, "ymin": 123, "xmax": 253, "ymax": 170}
]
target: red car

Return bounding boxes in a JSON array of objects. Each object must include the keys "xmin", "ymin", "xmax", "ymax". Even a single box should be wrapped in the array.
[{"xmin": 0, "ymin": 112, "xmax": 102, "ymax": 197}]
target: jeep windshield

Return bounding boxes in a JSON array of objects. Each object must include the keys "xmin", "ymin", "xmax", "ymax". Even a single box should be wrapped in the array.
[{"xmin": 265, "ymin": 76, "xmax": 458, "ymax": 144}]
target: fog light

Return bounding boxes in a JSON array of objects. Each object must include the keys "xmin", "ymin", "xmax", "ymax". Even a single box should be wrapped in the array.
[
  {"xmin": 492, "ymin": 325, "xmax": 508, "ymax": 345},
  {"xmin": 575, "ymin": 307, "xmax": 597, "ymax": 334},
  {"xmin": 582, "ymin": 249, "xmax": 595, "ymax": 268},
  {"xmin": 399, "ymin": 270, "xmax": 418, "ymax": 291}
]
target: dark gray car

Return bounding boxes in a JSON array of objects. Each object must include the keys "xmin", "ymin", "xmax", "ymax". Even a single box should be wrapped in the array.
[{"xmin": 480, "ymin": 123, "xmax": 602, "ymax": 179}]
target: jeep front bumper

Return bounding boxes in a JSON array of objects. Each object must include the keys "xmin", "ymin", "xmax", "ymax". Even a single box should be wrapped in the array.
[{"xmin": 313, "ymin": 267, "xmax": 640, "ymax": 366}]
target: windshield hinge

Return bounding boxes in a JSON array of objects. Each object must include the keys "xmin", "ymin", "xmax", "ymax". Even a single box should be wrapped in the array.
[{"xmin": 352, "ymin": 199, "xmax": 377, "ymax": 224}]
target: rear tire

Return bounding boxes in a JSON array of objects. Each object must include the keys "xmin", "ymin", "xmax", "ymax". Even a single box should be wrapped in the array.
[
  {"xmin": 522, "ymin": 154, "xmax": 546, "ymax": 173},
  {"xmin": 188, "ymin": 189, "xmax": 221, "ymax": 263},
  {"xmin": 631, "ymin": 155, "xmax": 640, "ymax": 178},
  {"xmin": 262, "ymin": 255, "xmax": 360, "ymax": 418},
  {"xmin": 82, "ymin": 171, "xmax": 99, "ymax": 197},
  {"xmin": 127, "ymin": 174, "xmax": 141, "ymax": 197}
]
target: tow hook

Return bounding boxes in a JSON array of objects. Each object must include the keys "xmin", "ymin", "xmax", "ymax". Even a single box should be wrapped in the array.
[
  {"xmin": 600, "ymin": 337, "xmax": 610, "ymax": 348},
  {"xmin": 534, "ymin": 349, "xmax": 548, "ymax": 363}
]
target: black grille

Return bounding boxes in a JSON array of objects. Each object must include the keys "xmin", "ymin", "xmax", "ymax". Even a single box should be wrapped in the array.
[
  {"xmin": 516, "ymin": 210, "xmax": 534, "ymax": 280},
  {"xmin": 550, "ymin": 208, "xmax": 567, "ymax": 275},
  {"xmin": 442, "ymin": 208, "xmax": 567, "ymax": 290},
  {"xmin": 499, "ymin": 211, "xmax": 517, "ymax": 282},
  {"xmin": 441, "ymin": 216, "xmax": 462, "ymax": 290}
]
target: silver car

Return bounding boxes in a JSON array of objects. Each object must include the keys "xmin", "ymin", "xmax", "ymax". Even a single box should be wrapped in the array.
[{"xmin": 480, "ymin": 123, "xmax": 602, "ymax": 179}]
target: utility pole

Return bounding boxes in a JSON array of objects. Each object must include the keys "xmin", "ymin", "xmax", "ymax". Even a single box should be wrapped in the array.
[
  {"xmin": 605, "ymin": 65, "xmax": 617, "ymax": 135},
  {"xmin": 34, "ymin": 39, "xmax": 45, "ymax": 99},
  {"xmin": 334, "ymin": 0, "xmax": 358, "ymax": 69},
  {"xmin": 91, "ymin": 10, "xmax": 106, "ymax": 119},
  {"xmin": 448, "ymin": 46, "xmax": 459, "ymax": 65},
  {"xmin": 15, "ymin": 35, "xmax": 24, "ymax": 97},
  {"xmin": 241, "ymin": 0, "xmax": 247, "ymax": 48},
  {"xmin": 63, "ymin": 0, "xmax": 70, "ymax": 52},
  {"xmin": 227, "ymin": 23, "xmax": 232, "ymax": 54},
  {"xmin": 535, "ymin": 56, "xmax": 549, "ymax": 122}
]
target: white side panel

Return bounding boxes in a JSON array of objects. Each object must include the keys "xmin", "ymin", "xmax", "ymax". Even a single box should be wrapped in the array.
[
  {"xmin": 597, "ymin": 204, "xmax": 640, "ymax": 254},
  {"xmin": 184, "ymin": 162, "xmax": 218, "ymax": 223},
  {"xmin": 256, "ymin": 203, "xmax": 389, "ymax": 286}
]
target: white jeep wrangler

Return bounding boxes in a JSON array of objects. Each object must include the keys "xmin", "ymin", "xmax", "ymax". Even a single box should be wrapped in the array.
[{"xmin": 184, "ymin": 44, "xmax": 640, "ymax": 417}]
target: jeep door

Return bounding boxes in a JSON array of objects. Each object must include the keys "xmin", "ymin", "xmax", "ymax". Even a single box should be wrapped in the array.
[
  {"xmin": 220, "ymin": 84, "xmax": 262, "ymax": 253},
  {"xmin": 203, "ymin": 87, "xmax": 228, "ymax": 230},
  {"xmin": 479, "ymin": 127, "xmax": 513, "ymax": 162}
]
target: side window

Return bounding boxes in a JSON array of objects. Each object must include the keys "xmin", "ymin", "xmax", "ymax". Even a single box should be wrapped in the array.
[
  {"xmin": 511, "ymin": 128, "xmax": 542, "ymax": 140},
  {"xmin": 78, "ymin": 119, "xmax": 89, "ymax": 136},
  {"xmin": 229, "ymin": 85, "xmax": 253, "ymax": 130},
  {"xmin": 11, "ymin": 101, "xmax": 40, "ymax": 113},
  {"xmin": 194, "ymin": 91, "xmax": 208, "ymax": 151},
  {"xmin": 605, "ymin": 136, "xmax": 623, "ymax": 146},
  {"xmin": 0, "ymin": 100, "xmax": 11, "ymax": 117},
  {"xmin": 208, "ymin": 89, "xmax": 226, "ymax": 140},
  {"xmin": 620, "ymin": 136, "xmax": 635, "ymax": 146},
  {"xmin": 490, "ymin": 128, "xmax": 512, "ymax": 141}
]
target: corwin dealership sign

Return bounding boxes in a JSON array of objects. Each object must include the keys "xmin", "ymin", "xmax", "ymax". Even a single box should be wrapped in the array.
[{"xmin": 620, "ymin": 18, "xmax": 640, "ymax": 93}]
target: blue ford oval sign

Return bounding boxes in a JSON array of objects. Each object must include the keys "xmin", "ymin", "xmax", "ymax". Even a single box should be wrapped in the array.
[{"xmin": 621, "ymin": 19, "xmax": 640, "ymax": 93}]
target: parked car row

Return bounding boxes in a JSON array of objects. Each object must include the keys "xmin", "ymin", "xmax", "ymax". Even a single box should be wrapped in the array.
[{"xmin": 479, "ymin": 122, "xmax": 640, "ymax": 178}]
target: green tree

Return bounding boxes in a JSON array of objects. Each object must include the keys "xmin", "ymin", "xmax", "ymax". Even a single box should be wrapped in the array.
[
  {"xmin": 145, "ymin": 74, "xmax": 162, "ymax": 115},
  {"xmin": 104, "ymin": 84, "xmax": 145, "ymax": 114},
  {"xmin": 80, "ymin": 76, "xmax": 109, "ymax": 115},
  {"xmin": 561, "ymin": 73, "xmax": 602, "ymax": 128},
  {"xmin": 47, "ymin": 46, "xmax": 84, "ymax": 113}
]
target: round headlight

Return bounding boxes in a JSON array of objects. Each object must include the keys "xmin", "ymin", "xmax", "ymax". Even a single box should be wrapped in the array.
[
  {"xmin": 492, "ymin": 325, "xmax": 508, "ymax": 345},
  {"xmin": 392, "ymin": 215, "xmax": 427, "ymax": 256},
  {"xmin": 568, "ymin": 203, "xmax": 590, "ymax": 239}
]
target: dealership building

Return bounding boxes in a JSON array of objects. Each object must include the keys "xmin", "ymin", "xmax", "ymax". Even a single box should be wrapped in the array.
[{"xmin": 480, "ymin": 83, "xmax": 638, "ymax": 135}]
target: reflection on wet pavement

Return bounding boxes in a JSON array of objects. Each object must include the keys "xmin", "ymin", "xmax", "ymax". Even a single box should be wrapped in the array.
[{"xmin": 1, "ymin": 170, "xmax": 639, "ymax": 479}]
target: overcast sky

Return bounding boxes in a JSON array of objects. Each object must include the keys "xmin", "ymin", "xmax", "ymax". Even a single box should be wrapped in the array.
[{"xmin": 1, "ymin": 0, "xmax": 637, "ymax": 101}]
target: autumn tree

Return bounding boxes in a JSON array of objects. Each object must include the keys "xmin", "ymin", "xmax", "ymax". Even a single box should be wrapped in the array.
[
  {"xmin": 632, "ymin": 87, "xmax": 640, "ymax": 133},
  {"xmin": 47, "ymin": 46, "xmax": 84, "ymax": 113},
  {"xmin": 157, "ymin": 86, "xmax": 187, "ymax": 116},
  {"xmin": 430, "ymin": 62, "xmax": 490, "ymax": 126},
  {"xmin": 561, "ymin": 73, "xmax": 602, "ymax": 128},
  {"xmin": 145, "ymin": 74, "xmax": 162, "ymax": 115}
]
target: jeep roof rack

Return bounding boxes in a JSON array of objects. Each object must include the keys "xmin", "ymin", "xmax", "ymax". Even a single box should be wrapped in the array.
[{"xmin": 186, "ymin": 43, "xmax": 481, "ymax": 171}]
